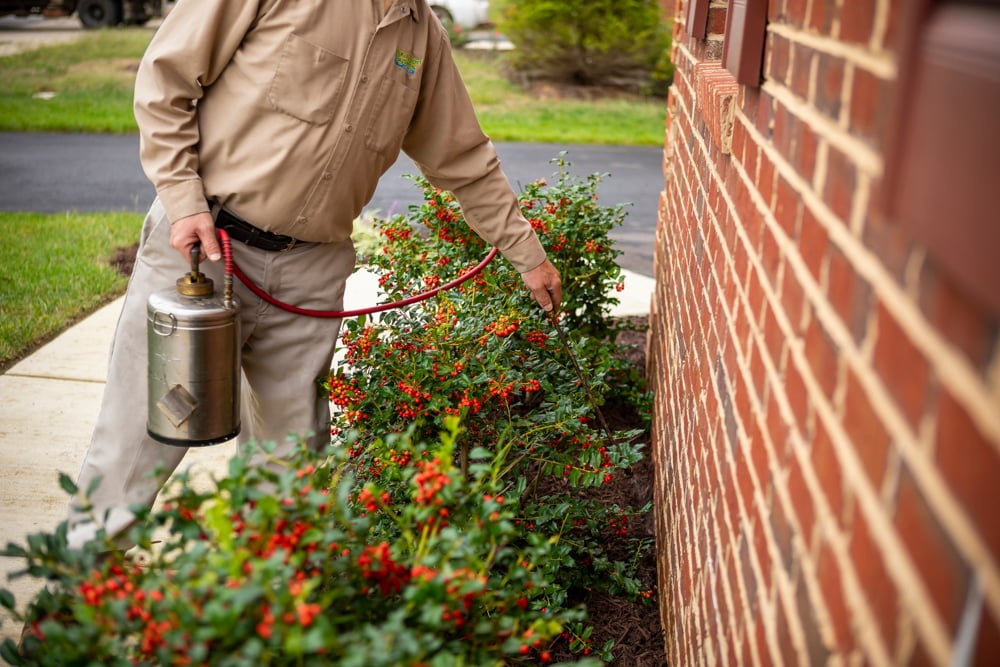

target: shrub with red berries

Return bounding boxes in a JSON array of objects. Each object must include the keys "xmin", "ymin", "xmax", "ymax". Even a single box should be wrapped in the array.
[{"xmin": 1, "ymin": 156, "xmax": 653, "ymax": 666}]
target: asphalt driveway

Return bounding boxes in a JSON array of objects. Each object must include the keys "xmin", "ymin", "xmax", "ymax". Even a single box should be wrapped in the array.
[{"xmin": 0, "ymin": 132, "xmax": 663, "ymax": 275}]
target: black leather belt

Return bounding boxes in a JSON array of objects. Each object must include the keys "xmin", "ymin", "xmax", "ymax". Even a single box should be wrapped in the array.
[{"xmin": 213, "ymin": 205, "xmax": 307, "ymax": 252}]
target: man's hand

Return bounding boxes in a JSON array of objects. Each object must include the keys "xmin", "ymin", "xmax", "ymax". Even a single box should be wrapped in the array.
[
  {"xmin": 170, "ymin": 211, "xmax": 222, "ymax": 262},
  {"xmin": 521, "ymin": 259, "xmax": 562, "ymax": 313}
]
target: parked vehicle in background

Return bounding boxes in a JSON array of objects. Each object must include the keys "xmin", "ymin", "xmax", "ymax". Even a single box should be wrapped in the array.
[
  {"xmin": 2, "ymin": 1, "xmax": 482, "ymax": 31},
  {"xmin": 0, "ymin": 0, "xmax": 162, "ymax": 28},
  {"xmin": 429, "ymin": 0, "xmax": 489, "ymax": 30}
]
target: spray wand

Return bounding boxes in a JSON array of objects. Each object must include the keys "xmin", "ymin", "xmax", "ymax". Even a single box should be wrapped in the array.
[{"xmin": 547, "ymin": 304, "xmax": 618, "ymax": 451}]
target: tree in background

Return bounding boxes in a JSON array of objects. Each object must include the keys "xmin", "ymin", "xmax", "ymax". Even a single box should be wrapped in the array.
[{"xmin": 498, "ymin": 0, "xmax": 673, "ymax": 95}]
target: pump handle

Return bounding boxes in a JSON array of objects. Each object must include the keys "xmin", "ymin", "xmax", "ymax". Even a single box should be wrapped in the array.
[{"xmin": 189, "ymin": 242, "xmax": 202, "ymax": 276}]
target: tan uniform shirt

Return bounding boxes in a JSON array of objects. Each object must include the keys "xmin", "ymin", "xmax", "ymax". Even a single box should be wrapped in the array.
[{"xmin": 134, "ymin": 0, "xmax": 547, "ymax": 273}]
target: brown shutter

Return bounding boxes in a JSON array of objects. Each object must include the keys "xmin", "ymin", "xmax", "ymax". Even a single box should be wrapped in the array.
[
  {"xmin": 888, "ymin": 3, "xmax": 1000, "ymax": 313},
  {"xmin": 722, "ymin": 0, "xmax": 768, "ymax": 86},
  {"xmin": 686, "ymin": 0, "xmax": 710, "ymax": 39}
]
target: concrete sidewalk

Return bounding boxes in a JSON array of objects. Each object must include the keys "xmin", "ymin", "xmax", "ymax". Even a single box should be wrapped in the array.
[{"xmin": 0, "ymin": 267, "xmax": 654, "ymax": 646}]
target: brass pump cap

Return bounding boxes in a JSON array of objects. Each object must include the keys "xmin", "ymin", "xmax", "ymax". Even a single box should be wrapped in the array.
[
  {"xmin": 176, "ymin": 271, "xmax": 215, "ymax": 297},
  {"xmin": 176, "ymin": 245, "xmax": 215, "ymax": 297}
]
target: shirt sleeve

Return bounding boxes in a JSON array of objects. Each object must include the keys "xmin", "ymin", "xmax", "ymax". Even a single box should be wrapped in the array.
[
  {"xmin": 401, "ymin": 32, "xmax": 548, "ymax": 274},
  {"xmin": 133, "ymin": 0, "xmax": 265, "ymax": 224}
]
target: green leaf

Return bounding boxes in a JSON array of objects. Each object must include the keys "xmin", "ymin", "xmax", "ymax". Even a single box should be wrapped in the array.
[
  {"xmin": 0, "ymin": 589, "xmax": 15, "ymax": 610},
  {"xmin": 0, "ymin": 543, "xmax": 27, "ymax": 558},
  {"xmin": 0, "ymin": 639, "xmax": 25, "ymax": 665},
  {"xmin": 468, "ymin": 447, "xmax": 493, "ymax": 460},
  {"xmin": 204, "ymin": 501, "xmax": 233, "ymax": 551},
  {"xmin": 86, "ymin": 476, "xmax": 102, "ymax": 499},
  {"xmin": 256, "ymin": 495, "xmax": 279, "ymax": 518},
  {"xmin": 58, "ymin": 473, "xmax": 78, "ymax": 496}
]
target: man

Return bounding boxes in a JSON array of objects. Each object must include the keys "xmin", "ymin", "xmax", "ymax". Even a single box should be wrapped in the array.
[{"xmin": 66, "ymin": 0, "xmax": 562, "ymax": 550}]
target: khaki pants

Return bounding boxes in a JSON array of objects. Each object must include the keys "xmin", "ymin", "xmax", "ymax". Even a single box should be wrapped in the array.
[{"xmin": 67, "ymin": 199, "xmax": 355, "ymax": 549}]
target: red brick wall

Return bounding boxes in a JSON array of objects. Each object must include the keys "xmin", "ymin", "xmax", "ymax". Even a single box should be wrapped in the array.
[{"xmin": 649, "ymin": 1, "xmax": 1000, "ymax": 664}]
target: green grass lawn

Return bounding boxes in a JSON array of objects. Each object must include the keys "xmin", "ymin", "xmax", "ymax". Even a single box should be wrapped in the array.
[
  {"xmin": 0, "ymin": 211, "xmax": 143, "ymax": 369},
  {"xmin": 0, "ymin": 28, "xmax": 666, "ymax": 144},
  {"xmin": 457, "ymin": 53, "xmax": 665, "ymax": 145},
  {"xmin": 0, "ymin": 29, "xmax": 150, "ymax": 133}
]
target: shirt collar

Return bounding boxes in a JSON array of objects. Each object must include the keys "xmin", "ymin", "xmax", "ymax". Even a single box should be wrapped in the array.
[{"xmin": 386, "ymin": 0, "xmax": 420, "ymax": 23}]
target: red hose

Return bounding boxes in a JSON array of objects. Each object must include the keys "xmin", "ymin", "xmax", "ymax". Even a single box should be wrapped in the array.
[{"xmin": 216, "ymin": 228, "xmax": 499, "ymax": 319}]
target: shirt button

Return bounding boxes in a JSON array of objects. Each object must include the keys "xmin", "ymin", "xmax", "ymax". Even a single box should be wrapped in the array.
[
  {"xmin": 361, "ymin": 75, "xmax": 369, "ymax": 83},
  {"xmin": 345, "ymin": 124, "xmax": 353, "ymax": 133},
  {"xmin": 295, "ymin": 216, "xmax": 307, "ymax": 225},
  {"xmin": 322, "ymin": 172, "xmax": 333, "ymax": 180}
]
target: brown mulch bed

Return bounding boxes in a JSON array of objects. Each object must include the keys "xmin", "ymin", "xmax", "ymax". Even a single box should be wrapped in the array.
[
  {"xmin": 109, "ymin": 242, "xmax": 140, "ymax": 276},
  {"xmin": 525, "ymin": 317, "xmax": 666, "ymax": 666}
]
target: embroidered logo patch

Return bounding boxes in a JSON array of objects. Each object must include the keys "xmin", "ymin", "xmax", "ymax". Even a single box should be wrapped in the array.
[{"xmin": 394, "ymin": 48, "xmax": 423, "ymax": 74}]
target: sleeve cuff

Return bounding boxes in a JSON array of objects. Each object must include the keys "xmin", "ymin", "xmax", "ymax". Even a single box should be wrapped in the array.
[
  {"xmin": 502, "ymin": 234, "xmax": 548, "ymax": 274},
  {"xmin": 156, "ymin": 179, "xmax": 209, "ymax": 223}
]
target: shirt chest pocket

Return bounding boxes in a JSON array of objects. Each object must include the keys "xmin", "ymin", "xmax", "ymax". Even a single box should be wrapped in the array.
[
  {"xmin": 364, "ymin": 76, "xmax": 419, "ymax": 155},
  {"xmin": 268, "ymin": 34, "xmax": 348, "ymax": 125}
]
